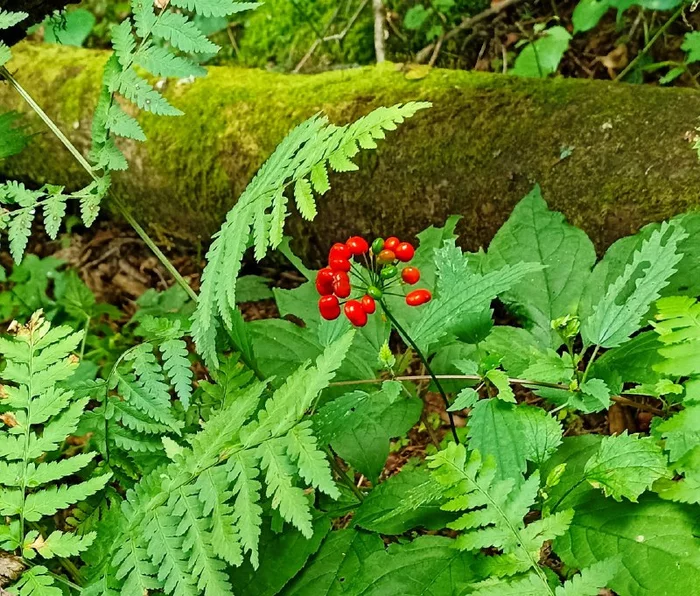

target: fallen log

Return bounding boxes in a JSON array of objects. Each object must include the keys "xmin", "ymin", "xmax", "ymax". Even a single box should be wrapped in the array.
[{"xmin": 2, "ymin": 42, "xmax": 700, "ymax": 258}]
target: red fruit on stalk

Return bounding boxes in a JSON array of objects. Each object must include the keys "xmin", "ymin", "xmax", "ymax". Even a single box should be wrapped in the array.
[
  {"xmin": 361, "ymin": 295, "xmax": 376, "ymax": 314},
  {"xmin": 401, "ymin": 266, "xmax": 420, "ymax": 285},
  {"xmin": 384, "ymin": 236, "xmax": 400, "ymax": 251},
  {"xmin": 377, "ymin": 249, "xmax": 396, "ymax": 264},
  {"xmin": 332, "ymin": 271, "xmax": 351, "ymax": 298},
  {"xmin": 406, "ymin": 289, "xmax": 432, "ymax": 306},
  {"xmin": 329, "ymin": 242, "xmax": 351, "ymax": 261},
  {"xmin": 395, "ymin": 242, "xmax": 415, "ymax": 262},
  {"xmin": 344, "ymin": 300, "xmax": 368, "ymax": 327},
  {"xmin": 346, "ymin": 236, "xmax": 369, "ymax": 255},
  {"xmin": 329, "ymin": 257, "xmax": 351, "ymax": 273},
  {"xmin": 319, "ymin": 295, "xmax": 341, "ymax": 320},
  {"xmin": 315, "ymin": 267, "xmax": 334, "ymax": 295}
]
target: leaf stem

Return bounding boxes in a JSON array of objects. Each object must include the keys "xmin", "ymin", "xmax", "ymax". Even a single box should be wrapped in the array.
[
  {"xmin": 378, "ymin": 300, "xmax": 460, "ymax": 443},
  {"xmin": 0, "ymin": 66, "xmax": 198, "ymax": 304}
]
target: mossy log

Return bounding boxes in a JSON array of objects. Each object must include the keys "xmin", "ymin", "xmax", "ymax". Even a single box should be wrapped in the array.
[{"xmin": 2, "ymin": 43, "xmax": 700, "ymax": 258}]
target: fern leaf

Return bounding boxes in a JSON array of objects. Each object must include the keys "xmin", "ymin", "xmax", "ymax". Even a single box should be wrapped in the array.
[
  {"xmin": 9, "ymin": 565, "xmax": 61, "ymax": 596},
  {"xmin": 286, "ymin": 421, "xmax": 339, "ymax": 498},
  {"xmin": 112, "ymin": 19, "xmax": 136, "ymax": 68},
  {"xmin": 20, "ymin": 475, "xmax": 111, "ymax": 522},
  {"xmin": 653, "ymin": 295, "xmax": 700, "ymax": 377},
  {"xmin": 28, "ymin": 530, "xmax": 96, "ymax": 559},
  {"xmin": 191, "ymin": 104, "xmax": 430, "ymax": 365},
  {"xmin": 116, "ymin": 67, "xmax": 183, "ymax": 116},
  {"xmin": 170, "ymin": 0, "xmax": 261, "ymax": 17},
  {"xmin": 42, "ymin": 191, "xmax": 67, "ymax": 240},
  {"xmin": 106, "ymin": 104, "xmax": 146, "ymax": 142},
  {"xmin": 153, "ymin": 11, "xmax": 219, "ymax": 54},
  {"xmin": 582, "ymin": 222, "xmax": 686, "ymax": 348},
  {"xmin": 0, "ymin": 42, "xmax": 10, "ymax": 67},
  {"xmin": 131, "ymin": 0, "xmax": 157, "ymax": 38},
  {"xmin": 226, "ymin": 450, "xmax": 263, "ymax": 568},
  {"xmin": 0, "ymin": 10, "xmax": 27, "ymax": 29},
  {"xmin": 160, "ymin": 338, "xmax": 193, "ymax": 409},
  {"xmin": 555, "ymin": 558, "xmax": 618, "ymax": 596},
  {"xmin": 136, "ymin": 44, "xmax": 206, "ymax": 78},
  {"xmin": 8, "ymin": 208, "xmax": 34, "ymax": 264}
]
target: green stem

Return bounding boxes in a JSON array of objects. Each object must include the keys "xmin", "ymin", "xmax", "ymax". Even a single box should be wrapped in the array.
[
  {"xmin": 580, "ymin": 344, "xmax": 600, "ymax": 385},
  {"xmin": 615, "ymin": 4, "xmax": 685, "ymax": 82},
  {"xmin": 0, "ymin": 67, "xmax": 198, "ymax": 304},
  {"xmin": 379, "ymin": 300, "xmax": 459, "ymax": 443},
  {"xmin": 325, "ymin": 447, "xmax": 364, "ymax": 501}
]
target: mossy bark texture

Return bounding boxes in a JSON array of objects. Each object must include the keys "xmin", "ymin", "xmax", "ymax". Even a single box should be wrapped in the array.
[{"xmin": 2, "ymin": 43, "xmax": 700, "ymax": 257}]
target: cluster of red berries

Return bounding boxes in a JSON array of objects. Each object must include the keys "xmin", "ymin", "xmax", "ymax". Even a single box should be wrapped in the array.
[{"xmin": 316, "ymin": 235, "xmax": 432, "ymax": 327}]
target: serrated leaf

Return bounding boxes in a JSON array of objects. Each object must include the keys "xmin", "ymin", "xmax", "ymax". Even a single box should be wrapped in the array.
[
  {"xmin": 153, "ymin": 11, "xmax": 219, "ymax": 54},
  {"xmin": 487, "ymin": 186, "xmax": 596, "ymax": 347},
  {"xmin": 583, "ymin": 433, "xmax": 669, "ymax": 502},
  {"xmin": 170, "ymin": 0, "xmax": 261, "ymax": 17},
  {"xmin": 106, "ymin": 104, "xmax": 146, "ymax": 141},
  {"xmin": 294, "ymin": 178, "xmax": 316, "ymax": 220}
]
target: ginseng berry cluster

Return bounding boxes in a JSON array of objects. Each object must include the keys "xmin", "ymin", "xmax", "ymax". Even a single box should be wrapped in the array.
[{"xmin": 316, "ymin": 236, "xmax": 432, "ymax": 327}]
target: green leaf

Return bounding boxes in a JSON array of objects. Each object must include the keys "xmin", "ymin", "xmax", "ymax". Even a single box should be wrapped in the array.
[
  {"xmin": 590, "ymin": 331, "xmax": 664, "ymax": 390},
  {"xmin": 284, "ymin": 529, "xmax": 384, "ymax": 596},
  {"xmin": 577, "ymin": 378, "xmax": 612, "ymax": 412},
  {"xmin": 0, "ymin": 111, "xmax": 29, "ymax": 159},
  {"xmin": 115, "ymin": 68, "xmax": 183, "ymax": 117},
  {"xmin": 9, "ymin": 565, "xmax": 62, "ymax": 596},
  {"xmin": 572, "ymin": 0, "xmax": 610, "ymax": 33},
  {"xmin": 346, "ymin": 535, "xmax": 478, "ymax": 595},
  {"xmin": 512, "ymin": 26, "xmax": 571, "ymax": 78},
  {"xmin": 235, "ymin": 275, "xmax": 273, "ymax": 303},
  {"xmin": 294, "ymin": 178, "xmax": 316, "ymax": 220},
  {"xmin": 170, "ymin": 0, "xmax": 261, "ymax": 17},
  {"xmin": 682, "ymin": 31, "xmax": 700, "ymax": 64},
  {"xmin": 468, "ymin": 400, "xmax": 562, "ymax": 482},
  {"xmin": 136, "ymin": 44, "xmax": 206, "ymax": 78},
  {"xmin": 554, "ymin": 493, "xmax": 700, "ymax": 596},
  {"xmin": 230, "ymin": 516, "xmax": 331, "ymax": 596},
  {"xmin": 487, "ymin": 187, "xmax": 596, "ymax": 347},
  {"xmin": 448, "ymin": 387, "xmax": 479, "ymax": 411},
  {"xmin": 409, "ymin": 242, "xmax": 541, "ymax": 353},
  {"xmin": 43, "ymin": 9, "xmax": 95, "ymax": 47},
  {"xmin": 583, "ymin": 433, "xmax": 669, "ymax": 501},
  {"xmin": 581, "ymin": 222, "xmax": 686, "ymax": 348},
  {"xmin": 555, "ymin": 558, "xmax": 618, "ymax": 596},
  {"xmin": 354, "ymin": 467, "xmax": 453, "ymax": 534},
  {"xmin": 106, "ymin": 104, "xmax": 146, "ymax": 142},
  {"xmin": 485, "ymin": 369, "xmax": 516, "ymax": 402},
  {"xmin": 653, "ymin": 295, "xmax": 700, "ymax": 377},
  {"xmin": 153, "ymin": 11, "xmax": 219, "ymax": 54},
  {"xmin": 0, "ymin": 10, "xmax": 28, "ymax": 29},
  {"xmin": 315, "ymin": 383, "xmax": 422, "ymax": 482}
]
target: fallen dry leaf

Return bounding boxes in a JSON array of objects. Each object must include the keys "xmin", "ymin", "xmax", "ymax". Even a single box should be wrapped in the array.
[{"xmin": 599, "ymin": 45, "xmax": 628, "ymax": 79}]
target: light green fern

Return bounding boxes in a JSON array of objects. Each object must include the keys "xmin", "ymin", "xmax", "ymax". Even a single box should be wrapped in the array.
[
  {"xmin": 0, "ymin": 10, "xmax": 27, "ymax": 67},
  {"xmin": 191, "ymin": 103, "xmax": 431, "ymax": 366},
  {"xmin": 85, "ymin": 331, "xmax": 354, "ymax": 595},
  {"xmin": 0, "ymin": 312, "xmax": 111, "ymax": 595}
]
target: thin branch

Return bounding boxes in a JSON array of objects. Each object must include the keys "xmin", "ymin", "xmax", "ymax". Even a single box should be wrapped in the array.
[
  {"xmin": 373, "ymin": 0, "xmax": 387, "ymax": 63},
  {"xmin": 415, "ymin": 0, "xmax": 526, "ymax": 64},
  {"xmin": 330, "ymin": 374, "xmax": 665, "ymax": 416}
]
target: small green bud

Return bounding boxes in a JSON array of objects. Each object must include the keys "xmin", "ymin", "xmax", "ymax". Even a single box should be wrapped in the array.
[
  {"xmin": 380, "ymin": 265, "xmax": 397, "ymax": 280},
  {"xmin": 371, "ymin": 238, "xmax": 385, "ymax": 255},
  {"xmin": 367, "ymin": 286, "xmax": 383, "ymax": 299}
]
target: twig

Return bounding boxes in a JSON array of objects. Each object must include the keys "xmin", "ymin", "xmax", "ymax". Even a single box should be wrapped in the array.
[
  {"xmin": 294, "ymin": 0, "xmax": 369, "ymax": 73},
  {"xmin": 330, "ymin": 374, "xmax": 665, "ymax": 416},
  {"xmin": 615, "ymin": 4, "xmax": 685, "ymax": 81},
  {"xmin": 428, "ymin": 33, "xmax": 444, "ymax": 67},
  {"xmin": 373, "ymin": 0, "xmax": 387, "ymax": 63},
  {"xmin": 415, "ymin": 0, "xmax": 526, "ymax": 63}
]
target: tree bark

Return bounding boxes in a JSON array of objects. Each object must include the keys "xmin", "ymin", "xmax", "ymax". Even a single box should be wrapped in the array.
[
  {"xmin": 2, "ymin": 43, "xmax": 700, "ymax": 259},
  {"xmin": 0, "ymin": 1, "xmax": 77, "ymax": 46}
]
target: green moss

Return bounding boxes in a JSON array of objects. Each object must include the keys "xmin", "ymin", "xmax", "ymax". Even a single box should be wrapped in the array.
[{"xmin": 3, "ymin": 43, "xmax": 700, "ymax": 256}]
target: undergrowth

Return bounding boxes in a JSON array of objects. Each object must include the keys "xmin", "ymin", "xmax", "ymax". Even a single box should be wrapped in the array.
[{"xmin": 0, "ymin": 2, "xmax": 699, "ymax": 596}]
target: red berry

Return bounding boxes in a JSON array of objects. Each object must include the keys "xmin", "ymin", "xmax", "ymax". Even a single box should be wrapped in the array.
[
  {"xmin": 406, "ymin": 289, "xmax": 432, "ymax": 306},
  {"xmin": 346, "ymin": 236, "xmax": 369, "ymax": 255},
  {"xmin": 395, "ymin": 242, "xmax": 415, "ymax": 262},
  {"xmin": 361, "ymin": 295, "xmax": 376, "ymax": 314},
  {"xmin": 329, "ymin": 257, "xmax": 351, "ymax": 272},
  {"xmin": 332, "ymin": 271, "xmax": 351, "ymax": 298},
  {"xmin": 315, "ymin": 267, "xmax": 334, "ymax": 295},
  {"xmin": 377, "ymin": 249, "xmax": 396, "ymax": 264},
  {"xmin": 329, "ymin": 242, "xmax": 351, "ymax": 261},
  {"xmin": 319, "ymin": 295, "xmax": 341, "ymax": 320},
  {"xmin": 384, "ymin": 236, "xmax": 400, "ymax": 251},
  {"xmin": 401, "ymin": 266, "xmax": 420, "ymax": 285},
  {"xmin": 344, "ymin": 300, "xmax": 368, "ymax": 327}
]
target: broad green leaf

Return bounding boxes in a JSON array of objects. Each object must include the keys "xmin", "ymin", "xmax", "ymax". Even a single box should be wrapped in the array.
[
  {"xmin": 655, "ymin": 405, "xmax": 700, "ymax": 462},
  {"xmin": 283, "ymin": 529, "xmax": 383, "ymax": 595},
  {"xmin": 482, "ymin": 326, "xmax": 545, "ymax": 376},
  {"xmin": 468, "ymin": 399, "xmax": 562, "ymax": 482},
  {"xmin": 43, "ymin": 9, "xmax": 95, "ymax": 46},
  {"xmin": 581, "ymin": 222, "xmax": 686, "ymax": 348},
  {"xmin": 354, "ymin": 467, "xmax": 453, "ymax": 534},
  {"xmin": 683, "ymin": 31, "xmax": 700, "ymax": 64},
  {"xmin": 0, "ymin": 112, "xmax": 29, "ymax": 159},
  {"xmin": 583, "ymin": 433, "xmax": 669, "ymax": 502},
  {"xmin": 590, "ymin": 331, "xmax": 664, "ymax": 391},
  {"xmin": 554, "ymin": 493, "xmax": 700, "ymax": 596},
  {"xmin": 511, "ymin": 26, "xmax": 571, "ymax": 78},
  {"xmin": 230, "ymin": 516, "xmax": 331, "ymax": 596},
  {"xmin": 315, "ymin": 384, "xmax": 422, "ymax": 482},
  {"xmin": 345, "ymin": 535, "xmax": 478, "ymax": 595},
  {"xmin": 572, "ymin": 0, "xmax": 611, "ymax": 32},
  {"xmin": 487, "ymin": 187, "xmax": 595, "ymax": 347}
]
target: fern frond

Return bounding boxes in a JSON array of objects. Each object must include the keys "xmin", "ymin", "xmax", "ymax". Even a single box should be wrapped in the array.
[
  {"xmin": 170, "ymin": 0, "xmax": 261, "ymax": 17},
  {"xmin": 89, "ymin": 333, "xmax": 353, "ymax": 593},
  {"xmin": 654, "ymin": 295, "xmax": 700, "ymax": 377},
  {"xmin": 136, "ymin": 43, "xmax": 205, "ymax": 78},
  {"xmin": 0, "ymin": 312, "xmax": 111, "ymax": 592},
  {"xmin": 429, "ymin": 443, "xmax": 572, "ymax": 593},
  {"xmin": 160, "ymin": 338, "xmax": 193, "ymax": 409},
  {"xmin": 153, "ymin": 11, "xmax": 219, "ymax": 54},
  {"xmin": 192, "ymin": 104, "xmax": 430, "ymax": 366}
]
